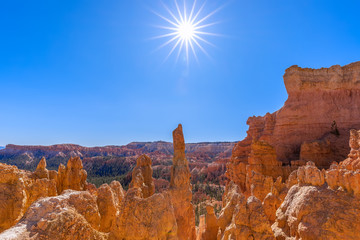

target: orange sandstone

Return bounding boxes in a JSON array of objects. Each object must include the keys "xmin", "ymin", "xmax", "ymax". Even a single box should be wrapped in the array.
[{"xmin": 169, "ymin": 124, "xmax": 197, "ymax": 240}]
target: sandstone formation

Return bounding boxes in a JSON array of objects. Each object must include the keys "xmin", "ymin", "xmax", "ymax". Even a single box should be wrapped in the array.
[
  {"xmin": 97, "ymin": 181, "xmax": 125, "ymax": 232},
  {"xmin": 0, "ymin": 151, "xmax": 182, "ymax": 240},
  {"xmin": 200, "ymin": 181, "xmax": 275, "ymax": 240},
  {"xmin": 129, "ymin": 154, "xmax": 155, "ymax": 198},
  {"xmin": 0, "ymin": 158, "xmax": 59, "ymax": 232},
  {"xmin": 227, "ymin": 62, "xmax": 360, "ymax": 197},
  {"xmin": 216, "ymin": 126, "xmax": 360, "ymax": 240},
  {"xmin": 0, "ymin": 141, "xmax": 234, "ymax": 206},
  {"xmin": 0, "ymin": 156, "xmax": 94, "ymax": 234},
  {"xmin": 57, "ymin": 156, "xmax": 87, "ymax": 194},
  {"xmin": 169, "ymin": 124, "xmax": 197, "ymax": 240},
  {"xmin": 3, "ymin": 62, "xmax": 360, "ymax": 239},
  {"xmin": 0, "ymin": 125, "xmax": 202, "ymax": 240},
  {"xmin": 109, "ymin": 153, "xmax": 178, "ymax": 239},
  {"xmin": 339, "ymin": 129, "xmax": 360, "ymax": 171},
  {"xmin": 269, "ymin": 130, "xmax": 360, "ymax": 239},
  {"xmin": 109, "ymin": 188, "xmax": 178, "ymax": 240},
  {"xmin": 33, "ymin": 157, "xmax": 49, "ymax": 179},
  {"xmin": 0, "ymin": 163, "xmax": 28, "ymax": 232},
  {"xmin": 0, "ymin": 190, "xmax": 107, "ymax": 240},
  {"xmin": 0, "ymin": 141, "xmax": 234, "ymax": 188},
  {"xmin": 272, "ymin": 160, "xmax": 360, "ymax": 239}
]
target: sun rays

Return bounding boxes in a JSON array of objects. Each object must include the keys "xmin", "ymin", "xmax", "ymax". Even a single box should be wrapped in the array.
[{"xmin": 151, "ymin": 0, "xmax": 222, "ymax": 64}]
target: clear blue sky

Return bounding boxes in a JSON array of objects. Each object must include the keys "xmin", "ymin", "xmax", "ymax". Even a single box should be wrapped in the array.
[{"xmin": 1, "ymin": 0, "xmax": 360, "ymax": 146}]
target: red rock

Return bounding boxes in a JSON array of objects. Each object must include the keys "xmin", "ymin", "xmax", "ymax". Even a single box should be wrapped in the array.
[{"xmin": 227, "ymin": 62, "xmax": 360, "ymax": 198}]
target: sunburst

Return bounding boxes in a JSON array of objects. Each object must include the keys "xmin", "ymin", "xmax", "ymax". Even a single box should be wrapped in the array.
[{"xmin": 151, "ymin": 0, "xmax": 221, "ymax": 64}]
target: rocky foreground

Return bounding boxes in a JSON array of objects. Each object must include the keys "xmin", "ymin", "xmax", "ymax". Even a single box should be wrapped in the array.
[{"xmin": 1, "ymin": 62, "xmax": 360, "ymax": 239}]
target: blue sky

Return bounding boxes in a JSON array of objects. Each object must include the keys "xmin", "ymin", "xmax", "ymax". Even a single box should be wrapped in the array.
[{"xmin": 1, "ymin": 0, "xmax": 360, "ymax": 146}]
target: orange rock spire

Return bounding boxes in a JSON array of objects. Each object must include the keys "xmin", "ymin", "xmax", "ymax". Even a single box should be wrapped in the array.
[{"xmin": 169, "ymin": 124, "xmax": 196, "ymax": 240}]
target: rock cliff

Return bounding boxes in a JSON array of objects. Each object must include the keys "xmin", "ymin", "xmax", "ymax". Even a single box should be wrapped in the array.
[
  {"xmin": 270, "ymin": 127, "xmax": 360, "ymax": 239},
  {"xmin": 227, "ymin": 61, "xmax": 360, "ymax": 196}
]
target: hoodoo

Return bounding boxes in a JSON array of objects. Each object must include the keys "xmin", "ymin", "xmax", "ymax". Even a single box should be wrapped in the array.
[{"xmin": 169, "ymin": 124, "xmax": 197, "ymax": 240}]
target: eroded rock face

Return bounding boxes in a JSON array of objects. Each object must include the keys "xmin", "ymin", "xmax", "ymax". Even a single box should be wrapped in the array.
[
  {"xmin": 204, "ymin": 182, "xmax": 275, "ymax": 240},
  {"xmin": 109, "ymin": 152, "xmax": 179, "ymax": 239},
  {"xmin": 0, "ymin": 157, "xmax": 90, "ymax": 234},
  {"xmin": 0, "ymin": 163, "xmax": 27, "ymax": 232},
  {"xmin": 169, "ymin": 124, "xmax": 196, "ymax": 240},
  {"xmin": 273, "ymin": 157, "xmax": 360, "ymax": 239},
  {"xmin": 272, "ymin": 184, "xmax": 360, "ymax": 240},
  {"xmin": 33, "ymin": 157, "xmax": 49, "ymax": 179},
  {"xmin": 227, "ymin": 62, "xmax": 360, "ymax": 196},
  {"xmin": 109, "ymin": 188, "xmax": 178, "ymax": 240},
  {"xmin": 129, "ymin": 154, "xmax": 155, "ymax": 198},
  {"xmin": 0, "ymin": 158, "xmax": 60, "ymax": 233},
  {"xmin": 340, "ymin": 129, "xmax": 360, "ymax": 170},
  {"xmin": 97, "ymin": 182, "xmax": 123, "ymax": 232},
  {"xmin": 0, "ymin": 190, "xmax": 106, "ymax": 240},
  {"xmin": 57, "ymin": 157, "xmax": 87, "ymax": 194},
  {"xmin": 201, "ymin": 205, "xmax": 218, "ymax": 240}
]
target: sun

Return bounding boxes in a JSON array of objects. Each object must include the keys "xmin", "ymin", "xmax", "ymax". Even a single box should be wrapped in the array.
[
  {"xmin": 151, "ymin": 0, "xmax": 221, "ymax": 64},
  {"xmin": 177, "ymin": 22, "xmax": 195, "ymax": 41}
]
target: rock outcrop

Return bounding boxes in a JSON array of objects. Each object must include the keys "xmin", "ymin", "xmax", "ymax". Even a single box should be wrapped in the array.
[
  {"xmin": 0, "ymin": 158, "xmax": 59, "ymax": 232},
  {"xmin": 0, "ymin": 190, "xmax": 107, "ymax": 240},
  {"xmin": 109, "ymin": 188, "xmax": 178, "ymax": 240},
  {"xmin": 169, "ymin": 124, "xmax": 197, "ymax": 240},
  {"xmin": 227, "ymin": 62, "xmax": 360, "ymax": 199},
  {"xmin": 0, "ymin": 156, "xmax": 92, "ymax": 234},
  {"xmin": 273, "ymin": 140, "xmax": 360, "ymax": 240},
  {"xmin": 97, "ymin": 181, "xmax": 125, "ymax": 232},
  {"xmin": 109, "ymin": 153, "xmax": 178, "ymax": 239},
  {"xmin": 129, "ymin": 154, "xmax": 155, "ymax": 198},
  {"xmin": 0, "ymin": 163, "xmax": 28, "ymax": 232},
  {"xmin": 57, "ymin": 156, "xmax": 87, "ymax": 194},
  {"xmin": 200, "ymin": 181, "xmax": 275, "ymax": 240},
  {"xmin": 273, "ymin": 183, "xmax": 360, "ymax": 240}
]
